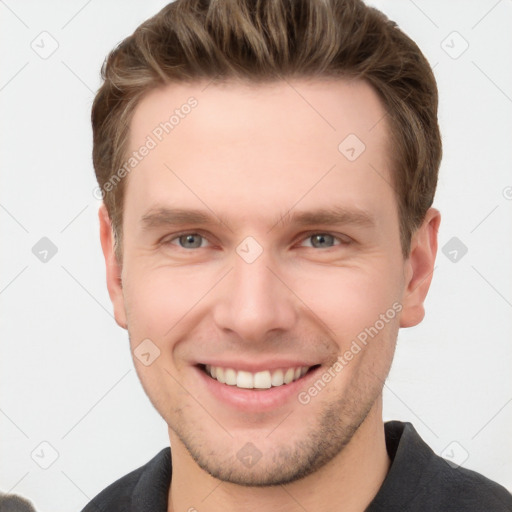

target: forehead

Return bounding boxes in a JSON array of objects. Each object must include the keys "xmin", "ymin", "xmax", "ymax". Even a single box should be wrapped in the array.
[
  {"xmin": 130, "ymin": 78, "xmax": 389, "ymax": 152},
  {"xmin": 125, "ymin": 78, "xmax": 395, "ymax": 229}
]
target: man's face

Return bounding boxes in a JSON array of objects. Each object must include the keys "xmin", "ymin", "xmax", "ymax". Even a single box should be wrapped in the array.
[{"xmin": 102, "ymin": 78, "xmax": 427, "ymax": 485}]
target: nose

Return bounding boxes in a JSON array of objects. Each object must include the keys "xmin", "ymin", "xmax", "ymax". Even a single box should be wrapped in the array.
[{"xmin": 212, "ymin": 248, "xmax": 297, "ymax": 343}]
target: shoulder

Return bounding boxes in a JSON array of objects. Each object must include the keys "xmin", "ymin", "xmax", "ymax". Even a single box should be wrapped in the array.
[
  {"xmin": 420, "ymin": 458, "xmax": 512, "ymax": 511},
  {"xmin": 81, "ymin": 448, "xmax": 171, "ymax": 512},
  {"xmin": 81, "ymin": 469, "xmax": 139, "ymax": 512},
  {"xmin": 372, "ymin": 421, "xmax": 512, "ymax": 511}
]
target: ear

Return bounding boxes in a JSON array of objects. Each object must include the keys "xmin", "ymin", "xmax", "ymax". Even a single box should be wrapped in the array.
[
  {"xmin": 399, "ymin": 207, "xmax": 441, "ymax": 328},
  {"xmin": 99, "ymin": 204, "xmax": 128, "ymax": 329}
]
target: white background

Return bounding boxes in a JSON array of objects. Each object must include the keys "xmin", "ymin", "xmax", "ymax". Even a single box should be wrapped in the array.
[{"xmin": 1, "ymin": 1, "xmax": 511, "ymax": 510}]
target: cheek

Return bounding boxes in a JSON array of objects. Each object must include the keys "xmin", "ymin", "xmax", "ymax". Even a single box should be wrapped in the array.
[
  {"xmin": 123, "ymin": 264, "xmax": 206, "ymax": 341},
  {"xmin": 122, "ymin": 247, "xmax": 405, "ymax": 351},
  {"xmin": 122, "ymin": 267, "xmax": 197, "ymax": 407},
  {"xmin": 287, "ymin": 261, "xmax": 403, "ymax": 343}
]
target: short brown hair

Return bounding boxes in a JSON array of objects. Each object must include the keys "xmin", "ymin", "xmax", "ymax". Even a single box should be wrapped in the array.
[{"xmin": 91, "ymin": 0, "xmax": 441, "ymax": 259}]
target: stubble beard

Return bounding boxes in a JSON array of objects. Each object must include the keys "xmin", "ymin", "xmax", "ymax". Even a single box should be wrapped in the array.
[{"xmin": 167, "ymin": 369, "xmax": 384, "ymax": 487}]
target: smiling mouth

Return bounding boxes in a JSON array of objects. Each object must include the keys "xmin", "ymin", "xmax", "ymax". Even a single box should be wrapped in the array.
[{"xmin": 198, "ymin": 364, "xmax": 321, "ymax": 390}]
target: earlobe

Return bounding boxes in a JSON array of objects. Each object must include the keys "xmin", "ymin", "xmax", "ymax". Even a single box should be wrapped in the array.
[
  {"xmin": 399, "ymin": 208, "xmax": 441, "ymax": 328},
  {"xmin": 98, "ymin": 204, "xmax": 128, "ymax": 329}
]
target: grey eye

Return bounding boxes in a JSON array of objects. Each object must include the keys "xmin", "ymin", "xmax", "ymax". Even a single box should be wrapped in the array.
[
  {"xmin": 178, "ymin": 234, "xmax": 204, "ymax": 249},
  {"xmin": 309, "ymin": 234, "xmax": 336, "ymax": 248}
]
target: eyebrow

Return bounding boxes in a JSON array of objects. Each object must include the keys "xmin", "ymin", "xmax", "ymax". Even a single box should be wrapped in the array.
[
  {"xmin": 276, "ymin": 206, "xmax": 375, "ymax": 230},
  {"xmin": 141, "ymin": 208, "xmax": 229, "ymax": 230},
  {"xmin": 140, "ymin": 206, "xmax": 376, "ymax": 232}
]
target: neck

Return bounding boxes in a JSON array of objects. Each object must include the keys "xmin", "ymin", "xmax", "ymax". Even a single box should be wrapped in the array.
[{"xmin": 168, "ymin": 398, "xmax": 390, "ymax": 512}]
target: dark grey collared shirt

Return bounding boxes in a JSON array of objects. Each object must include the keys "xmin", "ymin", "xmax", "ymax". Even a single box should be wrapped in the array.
[{"xmin": 82, "ymin": 421, "xmax": 512, "ymax": 512}]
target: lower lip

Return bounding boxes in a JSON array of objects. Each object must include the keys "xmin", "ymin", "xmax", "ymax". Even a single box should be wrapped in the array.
[{"xmin": 195, "ymin": 365, "xmax": 322, "ymax": 412}]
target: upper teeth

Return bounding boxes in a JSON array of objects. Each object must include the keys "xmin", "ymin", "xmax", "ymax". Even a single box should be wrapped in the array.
[{"xmin": 205, "ymin": 365, "xmax": 310, "ymax": 389}]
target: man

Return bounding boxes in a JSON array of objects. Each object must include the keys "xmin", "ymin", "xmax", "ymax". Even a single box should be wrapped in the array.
[{"xmin": 83, "ymin": 0, "xmax": 512, "ymax": 510}]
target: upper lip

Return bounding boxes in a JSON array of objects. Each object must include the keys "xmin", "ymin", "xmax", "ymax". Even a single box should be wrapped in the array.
[{"xmin": 197, "ymin": 360, "xmax": 320, "ymax": 372}]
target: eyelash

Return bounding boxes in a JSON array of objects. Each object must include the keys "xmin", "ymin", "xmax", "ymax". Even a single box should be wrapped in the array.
[{"xmin": 162, "ymin": 231, "xmax": 352, "ymax": 250}]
